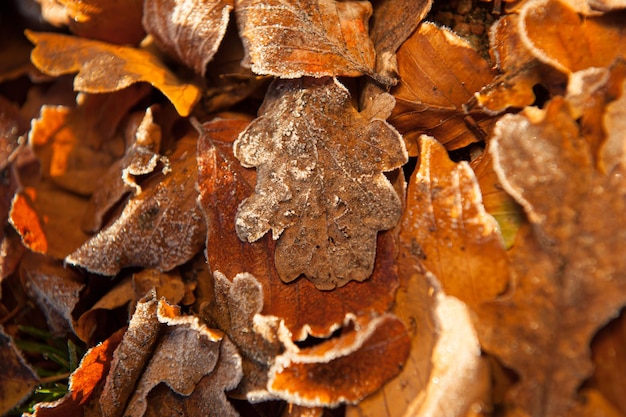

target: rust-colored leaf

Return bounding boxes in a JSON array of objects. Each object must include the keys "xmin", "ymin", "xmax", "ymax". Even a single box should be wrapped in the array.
[
  {"xmin": 268, "ymin": 314, "xmax": 410, "ymax": 408},
  {"xmin": 234, "ymin": 77, "xmax": 407, "ymax": 289},
  {"xmin": 29, "ymin": 328, "xmax": 125, "ymax": 417},
  {"xmin": 66, "ymin": 132, "xmax": 206, "ymax": 276},
  {"xmin": 57, "ymin": 0, "xmax": 145, "ymax": 45},
  {"xmin": 143, "ymin": 0, "xmax": 233, "ymax": 77},
  {"xmin": 475, "ymin": 96, "xmax": 626, "ymax": 417},
  {"xmin": 10, "ymin": 182, "xmax": 91, "ymax": 259},
  {"xmin": 519, "ymin": 0, "xmax": 626, "ymax": 74},
  {"xmin": 0, "ymin": 327, "xmax": 39, "ymax": 415},
  {"xmin": 26, "ymin": 30, "xmax": 202, "ymax": 116},
  {"xmin": 197, "ymin": 117, "xmax": 401, "ymax": 342},
  {"xmin": 400, "ymin": 135, "xmax": 509, "ymax": 306},
  {"xmin": 389, "ymin": 22, "xmax": 499, "ymax": 152},
  {"xmin": 235, "ymin": 0, "xmax": 377, "ymax": 79},
  {"xmin": 367, "ymin": 0, "xmax": 433, "ymax": 82},
  {"xmin": 28, "ymin": 88, "xmax": 149, "ymax": 195}
]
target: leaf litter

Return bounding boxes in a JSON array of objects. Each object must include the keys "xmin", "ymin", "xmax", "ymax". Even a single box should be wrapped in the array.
[{"xmin": 0, "ymin": 0, "xmax": 625, "ymax": 416}]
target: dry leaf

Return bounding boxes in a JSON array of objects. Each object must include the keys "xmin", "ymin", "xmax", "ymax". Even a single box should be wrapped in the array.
[
  {"xmin": 0, "ymin": 326, "xmax": 39, "ymax": 415},
  {"xmin": 475, "ymin": 96, "xmax": 626, "ymax": 416},
  {"xmin": 143, "ymin": 0, "xmax": 233, "ymax": 77},
  {"xmin": 234, "ymin": 77, "xmax": 407, "ymax": 289},
  {"xmin": 196, "ymin": 118, "xmax": 401, "ymax": 342},
  {"xmin": 19, "ymin": 252, "xmax": 84, "ymax": 337},
  {"xmin": 10, "ymin": 181, "xmax": 91, "ymax": 259},
  {"xmin": 235, "ymin": 0, "xmax": 377, "ymax": 79},
  {"xmin": 401, "ymin": 135, "xmax": 509, "ymax": 306},
  {"xmin": 26, "ymin": 30, "xmax": 201, "ymax": 116},
  {"xmin": 57, "ymin": 0, "xmax": 145, "ymax": 45},
  {"xmin": 367, "ymin": 0, "xmax": 433, "ymax": 82},
  {"xmin": 389, "ymin": 22, "xmax": 498, "ymax": 152},
  {"xmin": 29, "ymin": 328, "xmax": 125, "ymax": 417},
  {"xmin": 81, "ymin": 106, "xmax": 165, "ymax": 233},
  {"xmin": 0, "ymin": 96, "xmax": 23, "ymax": 171},
  {"xmin": 519, "ymin": 0, "xmax": 626, "ymax": 74},
  {"xmin": 121, "ymin": 300, "xmax": 242, "ymax": 417},
  {"xmin": 28, "ymin": 87, "xmax": 148, "ymax": 195},
  {"xmin": 268, "ymin": 314, "xmax": 410, "ymax": 408},
  {"xmin": 66, "ymin": 132, "xmax": 206, "ymax": 276}
]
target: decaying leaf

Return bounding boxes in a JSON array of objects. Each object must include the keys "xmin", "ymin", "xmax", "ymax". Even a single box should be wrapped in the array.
[
  {"xmin": 389, "ymin": 22, "xmax": 498, "ymax": 152},
  {"xmin": 0, "ymin": 326, "xmax": 40, "ymax": 415},
  {"xmin": 367, "ymin": 0, "xmax": 433, "ymax": 82},
  {"xmin": 81, "ymin": 106, "xmax": 166, "ymax": 233},
  {"xmin": 19, "ymin": 252, "xmax": 84, "ymax": 337},
  {"xmin": 66, "ymin": 132, "xmax": 206, "ymax": 276},
  {"xmin": 235, "ymin": 0, "xmax": 377, "ymax": 79},
  {"xmin": 29, "ymin": 328, "xmax": 125, "ymax": 417},
  {"xmin": 197, "ymin": 118, "xmax": 402, "ymax": 343},
  {"xmin": 401, "ymin": 135, "xmax": 509, "ymax": 306},
  {"xmin": 143, "ymin": 0, "xmax": 233, "ymax": 77},
  {"xmin": 234, "ymin": 77, "xmax": 407, "ymax": 289},
  {"xmin": 57, "ymin": 0, "xmax": 145, "ymax": 45},
  {"xmin": 26, "ymin": 30, "xmax": 202, "ymax": 116},
  {"xmin": 28, "ymin": 87, "xmax": 148, "ymax": 195},
  {"xmin": 475, "ymin": 96, "xmax": 626, "ymax": 416},
  {"xmin": 205, "ymin": 271, "xmax": 410, "ymax": 408},
  {"xmin": 121, "ymin": 300, "xmax": 242, "ymax": 417}
]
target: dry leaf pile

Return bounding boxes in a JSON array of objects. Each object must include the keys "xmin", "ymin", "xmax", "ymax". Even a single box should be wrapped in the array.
[{"xmin": 0, "ymin": 0, "xmax": 625, "ymax": 416}]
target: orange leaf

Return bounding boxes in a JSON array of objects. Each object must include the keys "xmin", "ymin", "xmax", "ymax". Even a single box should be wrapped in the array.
[
  {"xmin": 9, "ymin": 191, "xmax": 48, "ymax": 254},
  {"xmin": 390, "ymin": 22, "xmax": 498, "ymax": 152},
  {"xmin": 57, "ymin": 0, "xmax": 145, "ymax": 45},
  {"xmin": 235, "ymin": 0, "xmax": 377, "ymax": 79},
  {"xmin": 26, "ymin": 30, "xmax": 201, "ymax": 116},
  {"xmin": 400, "ymin": 135, "xmax": 509, "ymax": 306}
]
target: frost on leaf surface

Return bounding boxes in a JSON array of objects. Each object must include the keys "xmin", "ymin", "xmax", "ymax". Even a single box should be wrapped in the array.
[{"xmin": 233, "ymin": 77, "xmax": 407, "ymax": 290}]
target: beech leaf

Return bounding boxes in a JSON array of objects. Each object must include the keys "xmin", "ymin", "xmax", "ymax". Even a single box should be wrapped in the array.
[
  {"xmin": 233, "ymin": 77, "xmax": 407, "ymax": 289},
  {"xmin": 401, "ymin": 135, "xmax": 509, "ymax": 306},
  {"xmin": 235, "ymin": 0, "xmax": 377, "ymax": 79},
  {"xmin": 65, "ymin": 133, "xmax": 206, "ymax": 276},
  {"xmin": 143, "ymin": 0, "xmax": 233, "ymax": 77},
  {"xmin": 389, "ymin": 22, "xmax": 498, "ymax": 152},
  {"xmin": 25, "ymin": 30, "xmax": 201, "ymax": 116},
  {"xmin": 475, "ymin": 96, "xmax": 626, "ymax": 416}
]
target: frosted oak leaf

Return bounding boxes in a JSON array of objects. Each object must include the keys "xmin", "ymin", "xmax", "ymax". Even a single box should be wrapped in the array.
[{"xmin": 233, "ymin": 77, "xmax": 407, "ymax": 290}]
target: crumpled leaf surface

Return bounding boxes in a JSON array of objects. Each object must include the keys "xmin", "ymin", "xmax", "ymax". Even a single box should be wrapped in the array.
[
  {"xmin": 235, "ymin": 0, "xmax": 377, "ymax": 79},
  {"xmin": 0, "ymin": 326, "xmax": 40, "ymax": 415},
  {"xmin": 205, "ymin": 271, "xmax": 409, "ymax": 407},
  {"xmin": 28, "ymin": 87, "xmax": 148, "ymax": 195},
  {"xmin": 57, "ymin": 0, "xmax": 145, "ymax": 45},
  {"xmin": 474, "ymin": 96, "xmax": 626, "ymax": 417},
  {"xmin": 66, "ymin": 132, "xmax": 206, "ymax": 276},
  {"xmin": 234, "ymin": 77, "xmax": 407, "ymax": 289},
  {"xmin": 197, "ymin": 117, "xmax": 401, "ymax": 342},
  {"xmin": 143, "ymin": 0, "xmax": 233, "ymax": 77},
  {"xmin": 389, "ymin": 22, "xmax": 498, "ymax": 152},
  {"xmin": 367, "ymin": 0, "xmax": 432, "ymax": 82},
  {"xmin": 29, "ymin": 328, "xmax": 125, "ymax": 417},
  {"xmin": 402, "ymin": 135, "xmax": 509, "ymax": 306},
  {"xmin": 19, "ymin": 252, "xmax": 84, "ymax": 337},
  {"xmin": 26, "ymin": 30, "xmax": 201, "ymax": 116}
]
